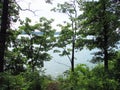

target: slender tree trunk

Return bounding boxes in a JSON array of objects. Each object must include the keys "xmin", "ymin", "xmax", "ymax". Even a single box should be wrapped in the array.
[
  {"xmin": 0, "ymin": 0, "xmax": 9, "ymax": 72},
  {"xmin": 70, "ymin": 23, "xmax": 75, "ymax": 90},
  {"xmin": 71, "ymin": 36, "xmax": 75, "ymax": 90},
  {"xmin": 103, "ymin": 0, "xmax": 108, "ymax": 71},
  {"xmin": 103, "ymin": 28, "xmax": 108, "ymax": 71},
  {"xmin": 104, "ymin": 32, "xmax": 108, "ymax": 71},
  {"xmin": 71, "ymin": 2, "xmax": 77, "ymax": 89},
  {"xmin": 71, "ymin": 36, "xmax": 75, "ymax": 72}
]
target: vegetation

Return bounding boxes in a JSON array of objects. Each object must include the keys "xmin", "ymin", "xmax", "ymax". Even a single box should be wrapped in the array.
[
  {"xmin": 79, "ymin": 0, "xmax": 120, "ymax": 71},
  {"xmin": 0, "ymin": 0, "xmax": 120, "ymax": 90}
]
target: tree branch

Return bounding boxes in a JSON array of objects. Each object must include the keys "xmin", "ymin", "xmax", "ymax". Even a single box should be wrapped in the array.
[
  {"xmin": 54, "ymin": 60, "xmax": 70, "ymax": 67},
  {"xmin": 13, "ymin": 0, "xmax": 40, "ymax": 16}
]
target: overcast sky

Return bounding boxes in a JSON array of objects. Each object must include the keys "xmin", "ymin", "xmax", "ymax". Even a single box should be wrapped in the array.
[{"xmin": 16, "ymin": 0, "xmax": 71, "ymax": 31}]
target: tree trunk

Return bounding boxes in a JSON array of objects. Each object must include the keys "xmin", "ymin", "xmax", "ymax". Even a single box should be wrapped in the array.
[
  {"xmin": 103, "ymin": 28, "xmax": 108, "ymax": 71},
  {"xmin": 103, "ymin": 0, "xmax": 109, "ymax": 71},
  {"xmin": 0, "ymin": 0, "xmax": 9, "ymax": 72},
  {"xmin": 71, "ymin": 35, "xmax": 75, "ymax": 90},
  {"xmin": 104, "ymin": 44, "xmax": 108, "ymax": 71},
  {"xmin": 71, "ymin": 36, "xmax": 75, "ymax": 72}
]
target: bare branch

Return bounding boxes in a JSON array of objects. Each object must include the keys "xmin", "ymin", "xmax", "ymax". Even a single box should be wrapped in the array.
[
  {"xmin": 54, "ymin": 60, "xmax": 70, "ymax": 67},
  {"xmin": 62, "ymin": 47, "xmax": 72, "ymax": 63},
  {"xmin": 13, "ymin": 0, "xmax": 40, "ymax": 16}
]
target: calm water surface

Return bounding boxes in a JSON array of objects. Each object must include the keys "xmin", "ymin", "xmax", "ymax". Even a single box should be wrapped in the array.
[{"xmin": 44, "ymin": 47, "xmax": 95, "ymax": 77}]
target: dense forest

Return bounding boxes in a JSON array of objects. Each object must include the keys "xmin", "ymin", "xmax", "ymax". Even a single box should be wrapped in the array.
[{"xmin": 0, "ymin": 0, "xmax": 120, "ymax": 90}]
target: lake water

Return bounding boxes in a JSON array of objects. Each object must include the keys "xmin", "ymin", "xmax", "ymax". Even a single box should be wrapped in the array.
[{"xmin": 43, "ymin": 47, "xmax": 95, "ymax": 77}]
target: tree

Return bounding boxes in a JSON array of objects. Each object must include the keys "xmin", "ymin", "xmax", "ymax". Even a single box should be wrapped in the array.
[
  {"xmin": 0, "ymin": 0, "xmax": 20, "ymax": 72},
  {"xmin": 17, "ymin": 17, "xmax": 56, "ymax": 72},
  {"xmin": 52, "ymin": 1, "xmax": 84, "ymax": 90},
  {"xmin": 0, "ymin": 0, "xmax": 9, "ymax": 72},
  {"xmin": 79, "ymin": 0, "xmax": 120, "ymax": 71},
  {"xmin": 52, "ymin": 0, "xmax": 83, "ymax": 73}
]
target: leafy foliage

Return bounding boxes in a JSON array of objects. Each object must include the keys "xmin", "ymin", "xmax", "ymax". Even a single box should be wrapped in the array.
[
  {"xmin": 79, "ymin": 0, "xmax": 120, "ymax": 70},
  {"xmin": 1, "ymin": 0, "xmax": 120, "ymax": 90},
  {"xmin": 56, "ymin": 62, "xmax": 120, "ymax": 90},
  {"xmin": 5, "ymin": 17, "xmax": 56, "ymax": 73}
]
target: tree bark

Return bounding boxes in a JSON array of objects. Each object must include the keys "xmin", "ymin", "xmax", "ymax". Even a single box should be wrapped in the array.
[
  {"xmin": 71, "ymin": 36, "xmax": 75, "ymax": 73},
  {"xmin": 103, "ymin": 0, "xmax": 108, "ymax": 71},
  {"xmin": 0, "ymin": 0, "xmax": 9, "ymax": 72},
  {"xmin": 103, "ymin": 27, "xmax": 108, "ymax": 71}
]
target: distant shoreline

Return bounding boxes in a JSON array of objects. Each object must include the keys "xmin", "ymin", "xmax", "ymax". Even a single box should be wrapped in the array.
[{"xmin": 21, "ymin": 32, "xmax": 60, "ymax": 35}]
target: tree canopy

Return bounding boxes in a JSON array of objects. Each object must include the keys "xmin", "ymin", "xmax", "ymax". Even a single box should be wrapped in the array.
[{"xmin": 0, "ymin": 0, "xmax": 120, "ymax": 90}]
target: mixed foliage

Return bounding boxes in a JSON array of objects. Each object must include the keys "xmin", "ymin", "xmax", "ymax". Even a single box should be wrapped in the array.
[
  {"xmin": 79, "ymin": 0, "xmax": 120, "ymax": 71},
  {"xmin": 0, "ymin": 0, "xmax": 120, "ymax": 90}
]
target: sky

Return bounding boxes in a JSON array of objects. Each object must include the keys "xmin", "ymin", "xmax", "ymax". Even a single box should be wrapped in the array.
[{"xmin": 17, "ymin": 0, "xmax": 70, "ymax": 31}]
